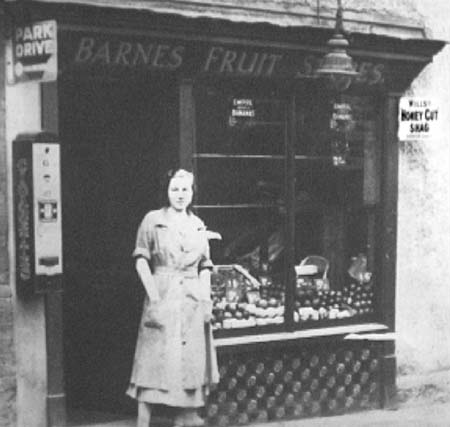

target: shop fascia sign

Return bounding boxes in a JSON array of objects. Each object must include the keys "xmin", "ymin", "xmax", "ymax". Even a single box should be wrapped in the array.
[
  {"xmin": 7, "ymin": 20, "xmax": 58, "ymax": 85},
  {"xmin": 398, "ymin": 97, "xmax": 439, "ymax": 141},
  {"xmin": 64, "ymin": 32, "xmax": 386, "ymax": 84}
]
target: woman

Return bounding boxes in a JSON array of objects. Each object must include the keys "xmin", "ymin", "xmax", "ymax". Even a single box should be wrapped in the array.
[{"xmin": 127, "ymin": 169, "xmax": 219, "ymax": 427}]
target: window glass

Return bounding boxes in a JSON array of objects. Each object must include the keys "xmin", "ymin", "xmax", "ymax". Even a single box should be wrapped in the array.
[
  {"xmin": 293, "ymin": 93, "xmax": 379, "ymax": 326},
  {"xmin": 194, "ymin": 82, "xmax": 380, "ymax": 333},
  {"xmin": 195, "ymin": 82, "xmax": 287, "ymax": 332}
]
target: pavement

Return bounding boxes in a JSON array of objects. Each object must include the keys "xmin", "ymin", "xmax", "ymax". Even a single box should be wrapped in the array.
[
  {"xmin": 68, "ymin": 403, "xmax": 450, "ymax": 427},
  {"xmin": 68, "ymin": 370, "xmax": 450, "ymax": 427}
]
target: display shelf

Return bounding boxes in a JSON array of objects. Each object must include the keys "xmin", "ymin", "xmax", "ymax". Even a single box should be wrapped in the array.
[
  {"xmin": 213, "ymin": 323, "xmax": 285, "ymax": 340},
  {"xmin": 214, "ymin": 323, "xmax": 388, "ymax": 348}
]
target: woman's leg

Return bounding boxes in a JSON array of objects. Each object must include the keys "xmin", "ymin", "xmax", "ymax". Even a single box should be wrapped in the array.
[{"xmin": 137, "ymin": 402, "xmax": 152, "ymax": 427}]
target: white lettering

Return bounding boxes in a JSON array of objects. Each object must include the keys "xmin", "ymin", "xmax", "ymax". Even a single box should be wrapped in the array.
[
  {"xmin": 75, "ymin": 37, "xmax": 95, "ymax": 62},
  {"xmin": 203, "ymin": 46, "xmax": 223, "ymax": 72},
  {"xmin": 91, "ymin": 42, "xmax": 111, "ymax": 64},
  {"xmin": 23, "ymin": 27, "xmax": 33, "ymax": 41},
  {"xmin": 220, "ymin": 50, "xmax": 237, "ymax": 73},
  {"xmin": 114, "ymin": 41, "xmax": 133, "ymax": 65}
]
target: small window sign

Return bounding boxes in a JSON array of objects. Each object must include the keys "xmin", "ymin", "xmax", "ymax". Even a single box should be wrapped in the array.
[
  {"xmin": 231, "ymin": 99, "xmax": 255, "ymax": 118},
  {"xmin": 398, "ymin": 98, "xmax": 439, "ymax": 141}
]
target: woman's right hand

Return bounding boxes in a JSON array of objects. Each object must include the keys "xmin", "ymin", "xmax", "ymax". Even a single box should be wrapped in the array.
[{"xmin": 144, "ymin": 300, "xmax": 163, "ymax": 329}]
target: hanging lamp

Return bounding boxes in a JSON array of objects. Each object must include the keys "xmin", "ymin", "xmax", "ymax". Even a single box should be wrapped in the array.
[{"xmin": 316, "ymin": 0, "xmax": 358, "ymax": 91}]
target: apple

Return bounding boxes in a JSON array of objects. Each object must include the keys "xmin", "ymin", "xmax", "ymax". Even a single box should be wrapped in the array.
[
  {"xmin": 312, "ymin": 298, "xmax": 321, "ymax": 309},
  {"xmin": 296, "ymin": 289, "xmax": 305, "ymax": 299},
  {"xmin": 257, "ymin": 299, "xmax": 269, "ymax": 309}
]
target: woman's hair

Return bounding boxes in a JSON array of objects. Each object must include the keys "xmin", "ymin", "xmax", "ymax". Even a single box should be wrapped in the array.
[{"xmin": 160, "ymin": 168, "xmax": 196, "ymax": 211}]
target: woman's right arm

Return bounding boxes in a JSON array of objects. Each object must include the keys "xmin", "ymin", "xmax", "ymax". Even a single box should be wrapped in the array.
[{"xmin": 135, "ymin": 257, "xmax": 160, "ymax": 303}]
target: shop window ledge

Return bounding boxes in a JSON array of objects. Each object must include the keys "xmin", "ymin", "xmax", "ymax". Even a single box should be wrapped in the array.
[{"xmin": 214, "ymin": 322, "xmax": 389, "ymax": 348}]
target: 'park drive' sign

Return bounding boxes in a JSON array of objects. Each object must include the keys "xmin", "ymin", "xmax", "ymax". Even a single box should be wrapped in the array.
[
  {"xmin": 398, "ymin": 97, "xmax": 439, "ymax": 141},
  {"xmin": 10, "ymin": 20, "xmax": 57, "ymax": 84}
]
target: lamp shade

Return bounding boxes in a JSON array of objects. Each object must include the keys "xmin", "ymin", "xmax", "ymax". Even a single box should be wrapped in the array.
[{"xmin": 316, "ymin": 33, "xmax": 358, "ymax": 78}]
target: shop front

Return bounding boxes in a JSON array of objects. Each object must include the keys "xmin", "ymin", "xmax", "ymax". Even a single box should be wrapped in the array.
[{"xmin": 4, "ymin": 1, "xmax": 445, "ymax": 426}]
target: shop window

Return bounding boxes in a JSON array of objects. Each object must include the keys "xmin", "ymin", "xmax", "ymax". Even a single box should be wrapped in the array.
[
  {"xmin": 292, "ymin": 92, "xmax": 380, "ymax": 327},
  {"xmin": 193, "ymin": 81, "xmax": 380, "ymax": 335}
]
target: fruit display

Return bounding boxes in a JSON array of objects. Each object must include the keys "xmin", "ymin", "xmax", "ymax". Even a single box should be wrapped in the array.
[
  {"xmin": 293, "ymin": 281, "xmax": 375, "ymax": 323},
  {"xmin": 211, "ymin": 265, "xmax": 285, "ymax": 330},
  {"xmin": 210, "ymin": 260, "xmax": 375, "ymax": 329}
]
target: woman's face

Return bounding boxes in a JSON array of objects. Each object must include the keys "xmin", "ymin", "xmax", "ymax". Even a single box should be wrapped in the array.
[{"xmin": 167, "ymin": 174, "xmax": 193, "ymax": 212}]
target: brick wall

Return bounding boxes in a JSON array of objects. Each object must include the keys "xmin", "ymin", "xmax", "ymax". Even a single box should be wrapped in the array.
[{"xmin": 0, "ymin": 9, "xmax": 17, "ymax": 427}]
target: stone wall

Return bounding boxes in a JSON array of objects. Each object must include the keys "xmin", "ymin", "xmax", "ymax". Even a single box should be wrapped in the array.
[
  {"xmin": 0, "ymin": 8, "xmax": 17, "ymax": 427},
  {"xmin": 396, "ymin": 0, "xmax": 450, "ymax": 373},
  {"xmin": 0, "ymin": 299, "xmax": 16, "ymax": 427}
]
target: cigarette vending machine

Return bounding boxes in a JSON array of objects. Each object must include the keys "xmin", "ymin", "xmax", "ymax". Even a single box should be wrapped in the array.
[{"xmin": 13, "ymin": 132, "xmax": 63, "ymax": 295}]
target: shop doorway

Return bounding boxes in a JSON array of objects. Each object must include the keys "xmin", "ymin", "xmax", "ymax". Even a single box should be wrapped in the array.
[{"xmin": 59, "ymin": 75, "xmax": 178, "ymax": 417}]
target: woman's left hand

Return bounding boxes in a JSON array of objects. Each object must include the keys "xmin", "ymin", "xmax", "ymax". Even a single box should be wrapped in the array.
[{"xmin": 201, "ymin": 300, "xmax": 213, "ymax": 324}]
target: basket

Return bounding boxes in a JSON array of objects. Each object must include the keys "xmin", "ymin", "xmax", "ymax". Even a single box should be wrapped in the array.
[{"xmin": 296, "ymin": 255, "xmax": 330, "ymax": 291}]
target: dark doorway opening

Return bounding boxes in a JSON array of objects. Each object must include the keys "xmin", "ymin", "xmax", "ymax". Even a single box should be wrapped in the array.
[{"xmin": 59, "ymin": 75, "xmax": 178, "ymax": 416}]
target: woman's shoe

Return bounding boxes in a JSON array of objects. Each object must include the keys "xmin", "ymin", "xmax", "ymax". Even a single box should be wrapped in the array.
[
  {"xmin": 173, "ymin": 413, "xmax": 184, "ymax": 427},
  {"xmin": 182, "ymin": 410, "xmax": 205, "ymax": 427}
]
